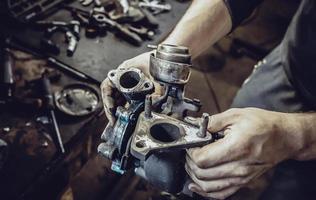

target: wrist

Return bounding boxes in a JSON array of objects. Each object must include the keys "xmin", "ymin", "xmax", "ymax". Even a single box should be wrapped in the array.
[{"xmin": 281, "ymin": 113, "xmax": 316, "ymax": 161}]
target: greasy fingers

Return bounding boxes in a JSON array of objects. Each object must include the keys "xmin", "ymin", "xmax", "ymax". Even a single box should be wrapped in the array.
[
  {"xmin": 208, "ymin": 108, "xmax": 242, "ymax": 133},
  {"xmin": 101, "ymin": 78, "xmax": 116, "ymax": 126},
  {"xmin": 186, "ymin": 136, "xmax": 240, "ymax": 168},
  {"xmin": 185, "ymin": 108, "xmax": 296, "ymax": 199},
  {"xmin": 185, "ymin": 155, "xmax": 250, "ymax": 180},
  {"xmin": 188, "ymin": 182, "xmax": 240, "ymax": 200}
]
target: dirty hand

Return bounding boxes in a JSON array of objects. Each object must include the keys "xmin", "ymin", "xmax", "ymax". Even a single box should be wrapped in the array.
[
  {"xmin": 185, "ymin": 108, "xmax": 302, "ymax": 199},
  {"xmin": 100, "ymin": 51, "xmax": 162, "ymax": 126}
]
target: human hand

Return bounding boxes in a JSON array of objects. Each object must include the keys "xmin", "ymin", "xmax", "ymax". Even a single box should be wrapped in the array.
[
  {"xmin": 185, "ymin": 108, "xmax": 302, "ymax": 199},
  {"xmin": 100, "ymin": 51, "xmax": 163, "ymax": 125}
]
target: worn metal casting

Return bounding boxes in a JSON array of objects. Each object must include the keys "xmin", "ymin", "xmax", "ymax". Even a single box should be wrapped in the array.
[
  {"xmin": 98, "ymin": 44, "xmax": 221, "ymax": 193},
  {"xmin": 130, "ymin": 111, "xmax": 213, "ymax": 160}
]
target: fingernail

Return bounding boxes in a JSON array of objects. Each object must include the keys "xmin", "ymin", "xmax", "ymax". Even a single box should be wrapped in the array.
[
  {"xmin": 188, "ymin": 184, "xmax": 199, "ymax": 193},
  {"xmin": 188, "ymin": 183, "xmax": 194, "ymax": 191},
  {"xmin": 184, "ymin": 164, "xmax": 189, "ymax": 173},
  {"xmin": 186, "ymin": 149, "xmax": 192, "ymax": 155}
]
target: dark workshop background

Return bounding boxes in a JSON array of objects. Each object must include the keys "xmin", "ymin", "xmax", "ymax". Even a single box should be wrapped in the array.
[{"xmin": 0, "ymin": 0, "xmax": 300, "ymax": 200}]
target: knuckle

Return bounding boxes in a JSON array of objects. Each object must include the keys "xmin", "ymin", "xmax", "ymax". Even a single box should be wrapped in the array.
[
  {"xmin": 216, "ymin": 170, "xmax": 225, "ymax": 179},
  {"xmin": 200, "ymin": 183, "xmax": 209, "ymax": 192},
  {"xmin": 100, "ymin": 78, "xmax": 108, "ymax": 89},
  {"xmin": 231, "ymin": 177, "xmax": 246, "ymax": 185},
  {"xmin": 119, "ymin": 61, "xmax": 130, "ymax": 69},
  {"xmin": 224, "ymin": 180, "xmax": 235, "ymax": 188},
  {"xmin": 209, "ymin": 193, "xmax": 227, "ymax": 200},
  {"xmin": 122, "ymin": 60, "xmax": 129, "ymax": 65},
  {"xmin": 227, "ymin": 108, "xmax": 240, "ymax": 114},
  {"xmin": 214, "ymin": 183, "xmax": 228, "ymax": 191},
  {"xmin": 236, "ymin": 166, "xmax": 250, "ymax": 176},
  {"xmin": 240, "ymin": 177, "xmax": 250, "ymax": 185},
  {"xmin": 194, "ymin": 155, "xmax": 207, "ymax": 168},
  {"xmin": 239, "ymin": 144, "xmax": 252, "ymax": 156},
  {"xmin": 195, "ymin": 169, "xmax": 206, "ymax": 180},
  {"xmin": 227, "ymin": 108, "xmax": 243, "ymax": 118}
]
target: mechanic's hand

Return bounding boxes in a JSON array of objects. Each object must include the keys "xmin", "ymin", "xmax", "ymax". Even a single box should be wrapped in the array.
[
  {"xmin": 185, "ymin": 108, "xmax": 302, "ymax": 199},
  {"xmin": 101, "ymin": 51, "xmax": 163, "ymax": 126}
]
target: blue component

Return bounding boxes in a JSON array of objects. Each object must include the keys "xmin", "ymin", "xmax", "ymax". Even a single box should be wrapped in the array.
[
  {"xmin": 118, "ymin": 111, "xmax": 130, "ymax": 122},
  {"xmin": 111, "ymin": 162, "xmax": 125, "ymax": 175}
]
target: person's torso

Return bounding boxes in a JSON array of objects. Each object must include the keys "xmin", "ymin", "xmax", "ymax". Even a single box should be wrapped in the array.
[{"xmin": 282, "ymin": 0, "xmax": 316, "ymax": 108}]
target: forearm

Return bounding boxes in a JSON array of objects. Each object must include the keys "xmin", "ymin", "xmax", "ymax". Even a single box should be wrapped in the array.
[
  {"xmin": 163, "ymin": 0, "xmax": 232, "ymax": 59},
  {"xmin": 287, "ymin": 113, "xmax": 316, "ymax": 161}
]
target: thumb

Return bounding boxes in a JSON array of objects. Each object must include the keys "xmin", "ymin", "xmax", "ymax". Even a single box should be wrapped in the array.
[
  {"xmin": 208, "ymin": 108, "xmax": 240, "ymax": 133},
  {"xmin": 100, "ymin": 78, "xmax": 116, "ymax": 126}
]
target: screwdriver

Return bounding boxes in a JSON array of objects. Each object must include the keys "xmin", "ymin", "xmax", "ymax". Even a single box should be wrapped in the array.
[{"xmin": 39, "ymin": 74, "xmax": 65, "ymax": 154}]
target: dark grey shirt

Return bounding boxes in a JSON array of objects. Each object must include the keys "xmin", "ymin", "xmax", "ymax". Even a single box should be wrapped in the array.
[
  {"xmin": 282, "ymin": 0, "xmax": 316, "ymax": 108},
  {"xmin": 226, "ymin": 0, "xmax": 316, "ymax": 108}
]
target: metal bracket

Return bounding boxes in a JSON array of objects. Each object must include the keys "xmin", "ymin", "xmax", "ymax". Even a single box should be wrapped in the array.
[
  {"xmin": 130, "ymin": 112, "xmax": 213, "ymax": 160},
  {"xmin": 108, "ymin": 67, "xmax": 154, "ymax": 101}
]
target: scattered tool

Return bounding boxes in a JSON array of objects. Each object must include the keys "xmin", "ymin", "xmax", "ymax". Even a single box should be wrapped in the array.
[
  {"xmin": 127, "ymin": 25, "xmax": 154, "ymax": 40},
  {"xmin": 62, "ymin": 2, "xmax": 162, "ymax": 46},
  {"xmin": 0, "ymin": 47, "xmax": 44, "ymax": 110},
  {"xmin": 36, "ymin": 20, "xmax": 81, "ymax": 57},
  {"xmin": 79, "ymin": 0, "xmax": 94, "ymax": 7},
  {"xmin": 138, "ymin": 0, "xmax": 172, "ymax": 15},
  {"xmin": 37, "ymin": 73, "xmax": 65, "ymax": 154},
  {"xmin": 91, "ymin": 12, "xmax": 143, "ymax": 46},
  {"xmin": 4, "ymin": 37, "xmax": 101, "ymax": 85}
]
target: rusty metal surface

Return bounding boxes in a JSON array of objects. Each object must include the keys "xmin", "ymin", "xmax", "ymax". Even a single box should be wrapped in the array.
[{"xmin": 130, "ymin": 111, "xmax": 213, "ymax": 160}]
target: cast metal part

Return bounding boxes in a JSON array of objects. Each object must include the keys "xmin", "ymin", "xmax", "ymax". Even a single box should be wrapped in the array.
[
  {"xmin": 98, "ymin": 44, "xmax": 219, "ymax": 193},
  {"xmin": 149, "ymin": 44, "xmax": 200, "ymax": 118},
  {"xmin": 198, "ymin": 113, "xmax": 209, "ymax": 138},
  {"xmin": 98, "ymin": 103, "xmax": 142, "ymax": 174},
  {"xmin": 107, "ymin": 67, "xmax": 154, "ymax": 101},
  {"xmin": 98, "ymin": 67, "xmax": 155, "ymax": 174},
  {"xmin": 150, "ymin": 44, "xmax": 191, "ymax": 85},
  {"xmin": 130, "ymin": 111, "xmax": 213, "ymax": 160}
]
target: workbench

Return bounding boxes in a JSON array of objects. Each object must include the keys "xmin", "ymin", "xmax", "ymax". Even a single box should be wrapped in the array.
[{"xmin": 0, "ymin": 1, "xmax": 191, "ymax": 199}]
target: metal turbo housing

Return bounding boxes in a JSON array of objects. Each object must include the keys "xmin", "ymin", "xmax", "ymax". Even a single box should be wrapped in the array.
[
  {"xmin": 98, "ymin": 44, "xmax": 219, "ymax": 194},
  {"xmin": 107, "ymin": 67, "xmax": 154, "ymax": 101},
  {"xmin": 98, "ymin": 67, "xmax": 154, "ymax": 174},
  {"xmin": 150, "ymin": 44, "xmax": 191, "ymax": 85}
]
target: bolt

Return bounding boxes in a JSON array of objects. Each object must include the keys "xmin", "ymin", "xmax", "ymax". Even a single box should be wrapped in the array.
[
  {"xmin": 198, "ymin": 113, "xmax": 209, "ymax": 138},
  {"xmin": 145, "ymin": 95, "xmax": 152, "ymax": 119},
  {"xmin": 147, "ymin": 44, "xmax": 158, "ymax": 49}
]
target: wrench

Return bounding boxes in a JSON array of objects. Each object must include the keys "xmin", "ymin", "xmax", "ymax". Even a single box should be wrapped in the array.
[{"xmin": 138, "ymin": 2, "xmax": 171, "ymax": 11}]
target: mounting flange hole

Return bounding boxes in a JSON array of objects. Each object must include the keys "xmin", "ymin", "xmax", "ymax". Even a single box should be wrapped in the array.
[
  {"xmin": 150, "ymin": 123, "xmax": 181, "ymax": 143},
  {"xmin": 144, "ymin": 82, "xmax": 150, "ymax": 88},
  {"xmin": 119, "ymin": 71, "xmax": 141, "ymax": 89},
  {"xmin": 136, "ymin": 140, "xmax": 146, "ymax": 148}
]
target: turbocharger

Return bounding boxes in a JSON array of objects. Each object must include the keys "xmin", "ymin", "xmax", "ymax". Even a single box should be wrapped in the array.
[{"xmin": 98, "ymin": 44, "xmax": 220, "ymax": 194}]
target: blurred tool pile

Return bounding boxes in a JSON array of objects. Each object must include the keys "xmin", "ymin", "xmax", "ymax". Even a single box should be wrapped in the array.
[
  {"xmin": 0, "ymin": 47, "xmax": 101, "ymax": 158},
  {"xmin": 33, "ymin": 0, "xmax": 174, "ymax": 57}
]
